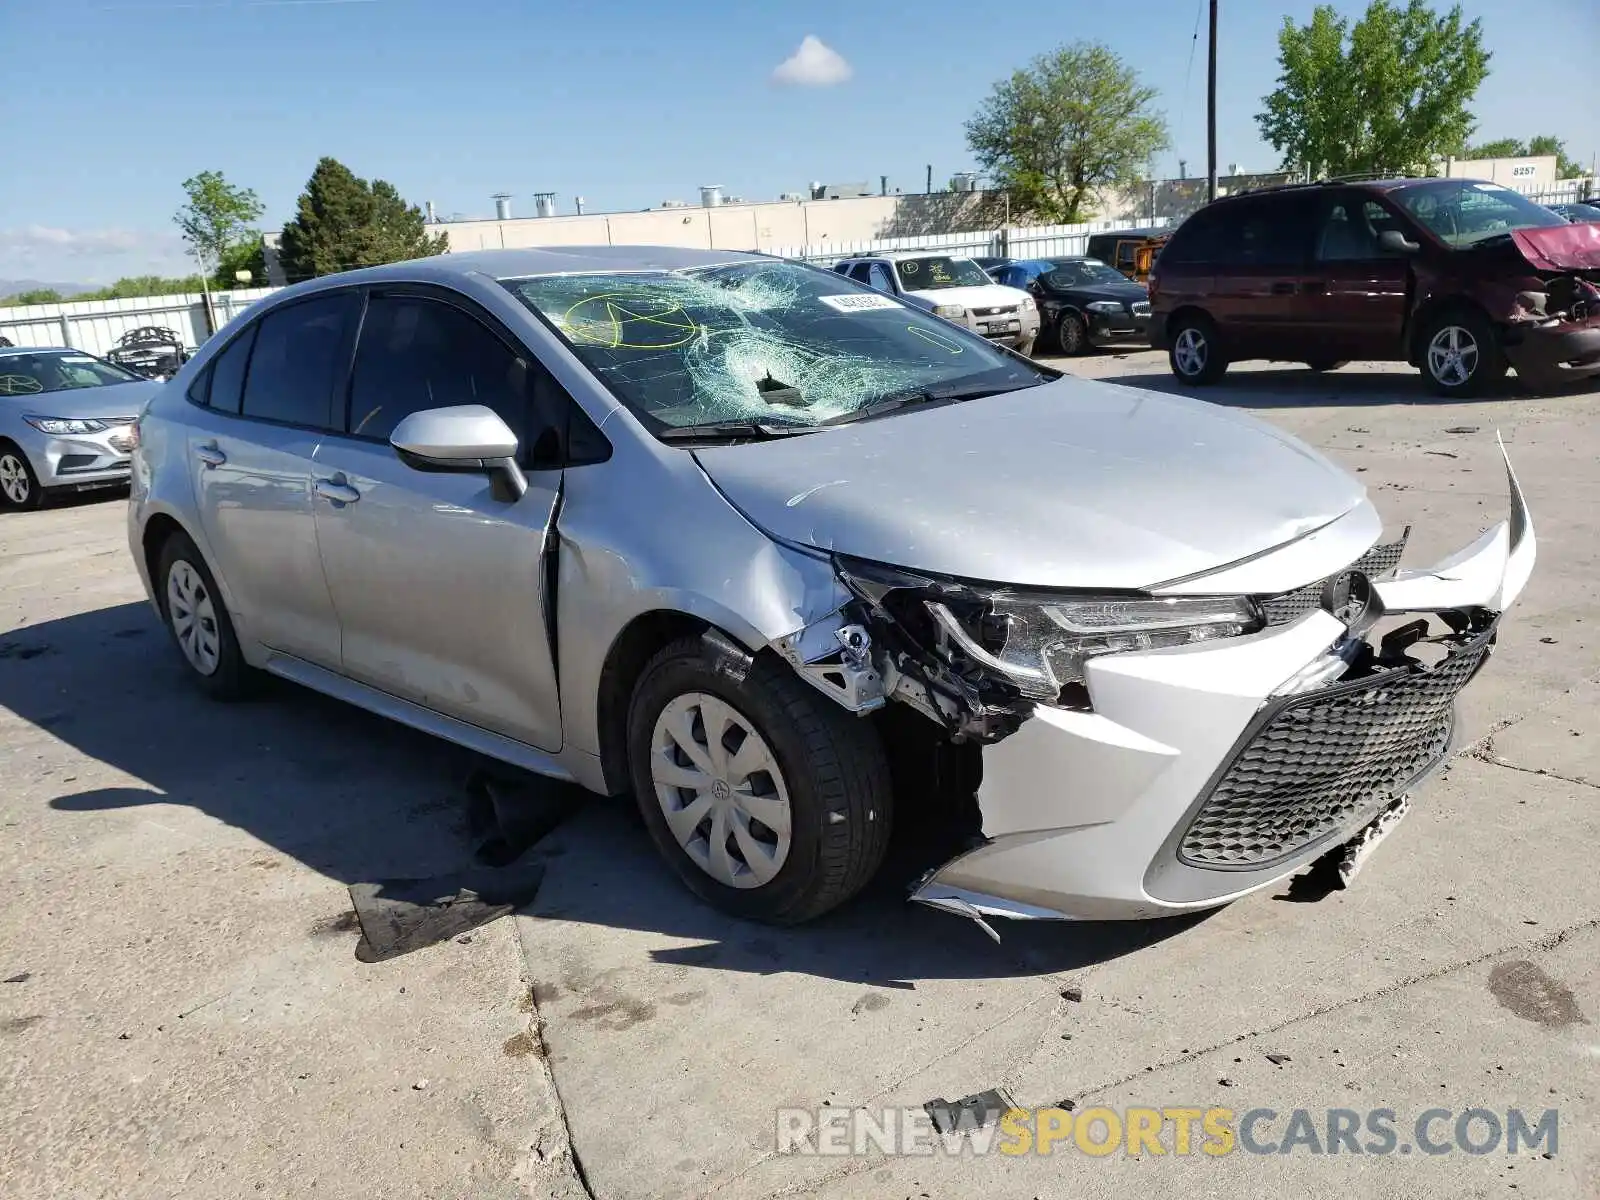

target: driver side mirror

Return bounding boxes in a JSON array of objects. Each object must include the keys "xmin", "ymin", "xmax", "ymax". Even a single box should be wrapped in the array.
[
  {"xmin": 390, "ymin": 405, "xmax": 528, "ymax": 503},
  {"xmin": 1377, "ymin": 229, "xmax": 1420, "ymax": 254}
]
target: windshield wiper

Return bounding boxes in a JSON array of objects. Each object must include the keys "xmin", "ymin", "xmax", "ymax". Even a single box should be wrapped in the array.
[
  {"xmin": 656, "ymin": 420, "xmax": 819, "ymax": 443},
  {"xmin": 819, "ymin": 380, "xmax": 1043, "ymax": 427}
]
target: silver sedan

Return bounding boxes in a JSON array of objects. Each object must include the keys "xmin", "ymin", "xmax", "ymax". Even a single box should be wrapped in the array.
[
  {"xmin": 126, "ymin": 247, "xmax": 1535, "ymax": 930},
  {"xmin": 0, "ymin": 347, "xmax": 157, "ymax": 510}
]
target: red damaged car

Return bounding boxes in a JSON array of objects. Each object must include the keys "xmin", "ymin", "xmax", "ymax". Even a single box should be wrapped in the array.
[{"xmin": 1149, "ymin": 178, "xmax": 1600, "ymax": 397}]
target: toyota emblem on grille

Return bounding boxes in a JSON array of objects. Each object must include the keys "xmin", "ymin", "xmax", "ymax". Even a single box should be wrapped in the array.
[{"xmin": 1321, "ymin": 568, "xmax": 1379, "ymax": 632}]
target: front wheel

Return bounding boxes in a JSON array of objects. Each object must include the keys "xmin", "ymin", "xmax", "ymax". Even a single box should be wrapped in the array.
[
  {"xmin": 1168, "ymin": 314, "xmax": 1228, "ymax": 385},
  {"xmin": 1056, "ymin": 312, "xmax": 1088, "ymax": 356},
  {"xmin": 0, "ymin": 445, "xmax": 44, "ymax": 511},
  {"xmin": 626, "ymin": 636, "xmax": 893, "ymax": 924},
  {"xmin": 1420, "ymin": 309, "xmax": 1506, "ymax": 398}
]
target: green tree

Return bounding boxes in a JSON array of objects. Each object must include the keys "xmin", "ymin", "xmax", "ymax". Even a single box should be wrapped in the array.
[
  {"xmin": 3, "ymin": 288, "xmax": 65, "ymax": 306},
  {"xmin": 965, "ymin": 43, "xmax": 1168, "ymax": 223},
  {"xmin": 1525, "ymin": 135, "xmax": 1585, "ymax": 180},
  {"xmin": 1257, "ymin": 1, "xmax": 1490, "ymax": 179},
  {"xmin": 174, "ymin": 170, "xmax": 265, "ymax": 282},
  {"xmin": 278, "ymin": 157, "xmax": 447, "ymax": 282},
  {"xmin": 1465, "ymin": 135, "xmax": 1585, "ymax": 179}
]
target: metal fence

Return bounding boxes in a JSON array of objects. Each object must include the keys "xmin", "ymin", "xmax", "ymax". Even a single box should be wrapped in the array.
[
  {"xmin": 6, "ymin": 180, "xmax": 1595, "ymax": 354},
  {"xmin": 0, "ymin": 288, "xmax": 279, "ymax": 358}
]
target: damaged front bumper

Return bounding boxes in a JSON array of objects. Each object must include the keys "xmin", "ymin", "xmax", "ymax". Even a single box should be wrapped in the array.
[{"xmin": 779, "ymin": 440, "xmax": 1536, "ymax": 926}]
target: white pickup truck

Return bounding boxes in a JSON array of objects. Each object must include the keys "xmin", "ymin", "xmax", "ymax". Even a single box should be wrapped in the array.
[{"xmin": 831, "ymin": 252, "xmax": 1040, "ymax": 356}]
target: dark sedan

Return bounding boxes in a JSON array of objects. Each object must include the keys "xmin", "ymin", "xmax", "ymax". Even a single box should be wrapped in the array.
[
  {"xmin": 992, "ymin": 257, "xmax": 1151, "ymax": 354},
  {"xmin": 1547, "ymin": 202, "xmax": 1600, "ymax": 224}
]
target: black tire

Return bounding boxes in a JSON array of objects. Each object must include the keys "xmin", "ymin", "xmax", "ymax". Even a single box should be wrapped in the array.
[
  {"xmin": 626, "ymin": 635, "xmax": 893, "ymax": 924},
  {"xmin": 1418, "ymin": 307, "xmax": 1506, "ymax": 398},
  {"xmin": 1306, "ymin": 359, "xmax": 1348, "ymax": 373},
  {"xmin": 154, "ymin": 530, "xmax": 255, "ymax": 700},
  {"xmin": 1167, "ymin": 312, "xmax": 1229, "ymax": 385},
  {"xmin": 1056, "ymin": 311, "xmax": 1088, "ymax": 356},
  {"xmin": 0, "ymin": 443, "xmax": 45, "ymax": 512}
]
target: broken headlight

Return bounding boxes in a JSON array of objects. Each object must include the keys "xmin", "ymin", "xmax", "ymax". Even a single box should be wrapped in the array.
[{"xmin": 837, "ymin": 557, "xmax": 1261, "ymax": 704}]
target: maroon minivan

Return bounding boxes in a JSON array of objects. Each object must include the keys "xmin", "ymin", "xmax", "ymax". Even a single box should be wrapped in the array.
[{"xmin": 1148, "ymin": 178, "xmax": 1600, "ymax": 397}]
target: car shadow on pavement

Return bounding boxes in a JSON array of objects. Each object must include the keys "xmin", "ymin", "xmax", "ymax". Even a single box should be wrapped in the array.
[
  {"xmin": 8, "ymin": 601, "xmax": 1209, "ymax": 985},
  {"xmin": 1093, "ymin": 365, "xmax": 1552, "ymax": 409}
]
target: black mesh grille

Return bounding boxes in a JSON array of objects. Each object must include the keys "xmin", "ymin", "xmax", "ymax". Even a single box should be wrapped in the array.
[
  {"xmin": 1259, "ymin": 537, "xmax": 1408, "ymax": 626},
  {"xmin": 1178, "ymin": 622, "xmax": 1494, "ymax": 869}
]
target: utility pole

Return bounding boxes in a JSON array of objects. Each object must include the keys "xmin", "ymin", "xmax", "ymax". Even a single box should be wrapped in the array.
[{"xmin": 1206, "ymin": 0, "xmax": 1218, "ymax": 202}]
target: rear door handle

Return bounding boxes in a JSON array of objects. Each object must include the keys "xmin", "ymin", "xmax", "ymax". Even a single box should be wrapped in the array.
[
  {"xmin": 314, "ymin": 477, "xmax": 361, "ymax": 505},
  {"xmin": 195, "ymin": 443, "xmax": 226, "ymax": 468}
]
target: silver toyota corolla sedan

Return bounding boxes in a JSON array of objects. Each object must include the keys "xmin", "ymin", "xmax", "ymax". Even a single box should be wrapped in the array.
[
  {"xmin": 126, "ymin": 247, "xmax": 1535, "ymax": 931},
  {"xmin": 1, "ymin": 346, "xmax": 158, "ymax": 510}
]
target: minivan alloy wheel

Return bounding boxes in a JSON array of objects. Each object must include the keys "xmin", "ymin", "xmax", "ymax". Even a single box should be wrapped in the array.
[
  {"xmin": 0, "ymin": 452, "xmax": 32, "ymax": 506},
  {"xmin": 1173, "ymin": 327, "xmax": 1208, "ymax": 376},
  {"xmin": 650, "ymin": 691, "xmax": 792, "ymax": 888},
  {"xmin": 166, "ymin": 559, "xmax": 221, "ymax": 676},
  {"xmin": 1427, "ymin": 325, "xmax": 1479, "ymax": 388}
]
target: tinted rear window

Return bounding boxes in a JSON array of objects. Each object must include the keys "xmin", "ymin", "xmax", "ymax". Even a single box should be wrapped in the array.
[
  {"xmin": 240, "ymin": 293, "xmax": 357, "ymax": 429},
  {"xmin": 1162, "ymin": 198, "xmax": 1314, "ymax": 266}
]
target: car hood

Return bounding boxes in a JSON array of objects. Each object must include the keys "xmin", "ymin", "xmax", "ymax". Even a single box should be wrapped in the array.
[
  {"xmin": 904, "ymin": 283, "xmax": 1031, "ymax": 309},
  {"xmin": 692, "ymin": 379, "xmax": 1367, "ymax": 590},
  {"xmin": 1050, "ymin": 279, "xmax": 1148, "ymax": 305},
  {"xmin": 13, "ymin": 379, "xmax": 160, "ymax": 420},
  {"xmin": 1512, "ymin": 222, "xmax": 1600, "ymax": 271}
]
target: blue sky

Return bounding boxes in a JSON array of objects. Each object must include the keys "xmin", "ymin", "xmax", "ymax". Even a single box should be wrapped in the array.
[{"xmin": 2, "ymin": 0, "xmax": 1595, "ymax": 283}]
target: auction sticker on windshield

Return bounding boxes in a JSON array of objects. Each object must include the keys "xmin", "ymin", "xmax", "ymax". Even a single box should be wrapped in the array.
[{"xmin": 818, "ymin": 293, "xmax": 902, "ymax": 313}]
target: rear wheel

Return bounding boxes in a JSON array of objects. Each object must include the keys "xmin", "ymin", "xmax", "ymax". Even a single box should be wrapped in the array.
[
  {"xmin": 626, "ymin": 636, "xmax": 892, "ymax": 924},
  {"xmin": 1168, "ymin": 313, "xmax": 1228, "ymax": 385},
  {"xmin": 1420, "ymin": 308, "xmax": 1505, "ymax": 398},
  {"xmin": 155, "ymin": 531, "xmax": 255, "ymax": 699},
  {"xmin": 0, "ymin": 445, "xmax": 44, "ymax": 511}
]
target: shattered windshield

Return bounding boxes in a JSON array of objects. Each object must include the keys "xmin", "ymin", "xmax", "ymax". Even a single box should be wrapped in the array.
[
  {"xmin": 892, "ymin": 256, "xmax": 992, "ymax": 291},
  {"xmin": 501, "ymin": 261, "xmax": 1046, "ymax": 431},
  {"xmin": 1394, "ymin": 181, "xmax": 1568, "ymax": 246}
]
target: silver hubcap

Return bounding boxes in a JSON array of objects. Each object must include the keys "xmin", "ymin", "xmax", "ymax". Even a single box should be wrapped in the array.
[
  {"xmin": 1428, "ymin": 325, "xmax": 1478, "ymax": 387},
  {"xmin": 650, "ymin": 692, "xmax": 792, "ymax": 889},
  {"xmin": 166, "ymin": 560, "xmax": 221, "ymax": 676},
  {"xmin": 1174, "ymin": 327, "xmax": 1208, "ymax": 376},
  {"xmin": 0, "ymin": 454, "xmax": 29, "ymax": 504}
]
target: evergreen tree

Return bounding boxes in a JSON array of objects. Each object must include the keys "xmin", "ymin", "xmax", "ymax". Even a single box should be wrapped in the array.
[{"xmin": 279, "ymin": 157, "xmax": 447, "ymax": 281}]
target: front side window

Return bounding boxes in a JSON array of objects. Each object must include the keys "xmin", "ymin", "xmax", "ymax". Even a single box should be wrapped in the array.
[
  {"xmin": 0, "ymin": 351, "xmax": 141, "ymax": 396},
  {"xmin": 240, "ymin": 292, "xmax": 357, "ymax": 428},
  {"xmin": 347, "ymin": 294, "xmax": 534, "ymax": 444},
  {"xmin": 1393, "ymin": 181, "xmax": 1567, "ymax": 246},
  {"xmin": 867, "ymin": 263, "xmax": 895, "ymax": 292},
  {"xmin": 893, "ymin": 256, "xmax": 991, "ymax": 291},
  {"xmin": 501, "ymin": 260, "xmax": 1047, "ymax": 431}
]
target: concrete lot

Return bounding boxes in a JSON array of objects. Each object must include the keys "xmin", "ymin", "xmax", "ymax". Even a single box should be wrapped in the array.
[{"xmin": 2, "ymin": 352, "xmax": 1597, "ymax": 1199}]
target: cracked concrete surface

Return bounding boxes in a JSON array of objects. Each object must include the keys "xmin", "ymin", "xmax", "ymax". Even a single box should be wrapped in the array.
[{"xmin": 3, "ymin": 354, "xmax": 1597, "ymax": 1198}]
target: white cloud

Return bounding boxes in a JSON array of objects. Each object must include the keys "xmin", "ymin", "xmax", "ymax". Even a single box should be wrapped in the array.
[
  {"xmin": 0, "ymin": 225, "xmax": 192, "ymax": 284},
  {"xmin": 772, "ymin": 35, "xmax": 852, "ymax": 87}
]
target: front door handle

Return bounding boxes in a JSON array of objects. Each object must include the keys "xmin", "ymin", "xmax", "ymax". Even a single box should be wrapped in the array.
[
  {"xmin": 314, "ymin": 477, "xmax": 361, "ymax": 505},
  {"xmin": 195, "ymin": 443, "xmax": 226, "ymax": 468}
]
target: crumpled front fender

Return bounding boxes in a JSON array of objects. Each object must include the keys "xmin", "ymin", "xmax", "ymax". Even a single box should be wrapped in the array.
[{"xmin": 1376, "ymin": 436, "xmax": 1535, "ymax": 614}]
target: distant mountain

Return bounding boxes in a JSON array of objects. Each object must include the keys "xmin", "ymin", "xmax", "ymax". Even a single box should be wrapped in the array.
[{"xmin": 0, "ymin": 279, "xmax": 95, "ymax": 300}]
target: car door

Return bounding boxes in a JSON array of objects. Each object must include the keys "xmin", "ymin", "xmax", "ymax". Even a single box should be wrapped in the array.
[
  {"xmin": 1206, "ymin": 195, "xmax": 1318, "ymax": 359},
  {"xmin": 186, "ymin": 291, "xmax": 356, "ymax": 668},
  {"xmin": 1306, "ymin": 192, "xmax": 1413, "ymax": 359},
  {"xmin": 309, "ymin": 287, "xmax": 566, "ymax": 751}
]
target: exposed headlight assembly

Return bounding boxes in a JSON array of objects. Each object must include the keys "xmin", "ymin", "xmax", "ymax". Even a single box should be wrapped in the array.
[
  {"xmin": 24, "ymin": 416, "xmax": 108, "ymax": 435},
  {"xmin": 837, "ymin": 556, "xmax": 1261, "ymax": 704},
  {"xmin": 930, "ymin": 593, "xmax": 1260, "ymax": 699}
]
